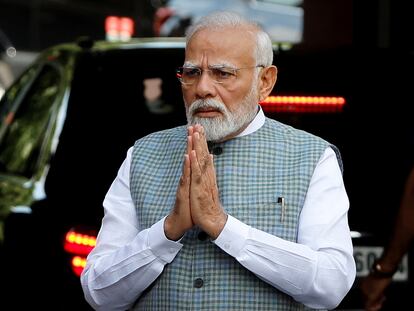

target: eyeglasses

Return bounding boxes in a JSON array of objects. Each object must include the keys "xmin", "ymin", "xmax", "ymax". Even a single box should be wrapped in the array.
[{"xmin": 176, "ymin": 65, "xmax": 264, "ymax": 86}]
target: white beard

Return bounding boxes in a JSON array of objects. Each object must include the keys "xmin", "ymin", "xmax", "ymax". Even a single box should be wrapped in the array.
[{"xmin": 185, "ymin": 83, "xmax": 259, "ymax": 142}]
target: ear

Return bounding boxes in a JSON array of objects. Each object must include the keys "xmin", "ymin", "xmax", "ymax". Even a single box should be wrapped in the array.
[{"xmin": 258, "ymin": 65, "xmax": 277, "ymax": 102}]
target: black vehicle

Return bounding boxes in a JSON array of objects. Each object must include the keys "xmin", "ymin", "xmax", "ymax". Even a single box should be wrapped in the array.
[
  {"xmin": 0, "ymin": 37, "xmax": 412, "ymax": 310},
  {"xmin": 0, "ymin": 37, "xmax": 188, "ymax": 310}
]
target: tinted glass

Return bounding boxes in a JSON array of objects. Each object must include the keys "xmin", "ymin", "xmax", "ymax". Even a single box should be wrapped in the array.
[
  {"xmin": 44, "ymin": 47, "xmax": 187, "ymax": 225},
  {"xmin": 0, "ymin": 64, "xmax": 61, "ymax": 178}
]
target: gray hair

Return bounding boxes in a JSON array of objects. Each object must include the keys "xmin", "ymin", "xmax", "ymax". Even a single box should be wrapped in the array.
[{"xmin": 185, "ymin": 11, "xmax": 273, "ymax": 67}]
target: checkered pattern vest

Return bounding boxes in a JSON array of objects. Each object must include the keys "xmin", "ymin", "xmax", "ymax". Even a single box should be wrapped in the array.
[{"xmin": 130, "ymin": 118, "xmax": 334, "ymax": 310}]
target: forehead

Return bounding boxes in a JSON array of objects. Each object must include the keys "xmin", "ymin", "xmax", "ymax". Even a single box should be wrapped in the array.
[{"xmin": 185, "ymin": 27, "xmax": 256, "ymax": 66}]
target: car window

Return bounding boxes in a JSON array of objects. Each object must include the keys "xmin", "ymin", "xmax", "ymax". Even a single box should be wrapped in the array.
[
  {"xmin": 39, "ymin": 47, "xmax": 187, "ymax": 224},
  {"xmin": 0, "ymin": 64, "xmax": 61, "ymax": 178}
]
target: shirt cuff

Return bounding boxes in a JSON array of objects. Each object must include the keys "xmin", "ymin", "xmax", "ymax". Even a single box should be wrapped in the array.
[
  {"xmin": 213, "ymin": 215, "xmax": 250, "ymax": 257},
  {"xmin": 147, "ymin": 216, "xmax": 183, "ymax": 263}
]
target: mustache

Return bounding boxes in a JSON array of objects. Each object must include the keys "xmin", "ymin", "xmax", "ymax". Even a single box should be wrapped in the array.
[{"xmin": 188, "ymin": 99, "xmax": 226, "ymax": 115}]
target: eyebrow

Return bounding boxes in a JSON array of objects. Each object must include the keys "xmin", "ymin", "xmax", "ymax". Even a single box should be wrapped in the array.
[
  {"xmin": 183, "ymin": 61, "xmax": 238, "ymax": 69},
  {"xmin": 183, "ymin": 61, "xmax": 197, "ymax": 67}
]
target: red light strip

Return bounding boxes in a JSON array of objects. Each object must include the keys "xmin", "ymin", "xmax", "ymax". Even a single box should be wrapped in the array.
[
  {"xmin": 64, "ymin": 230, "xmax": 96, "ymax": 256},
  {"xmin": 71, "ymin": 256, "xmax": 87, "ymax": 277},
  {"xmin": 64, "ymin": 230, "xmax": 97, "ymax": 277},
  {"xmin": 260, "ymin": 95, "xmax": 346, "ymax": 113}
]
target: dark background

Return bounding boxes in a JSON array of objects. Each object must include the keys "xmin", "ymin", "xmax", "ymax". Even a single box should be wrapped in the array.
[
  {"xmin": 1, "ymin": 0, "xmax": 414, "ymax": 310},
  {"xmin": 0, "ymin": 0, "xmax": 413, "ymax": 52}
]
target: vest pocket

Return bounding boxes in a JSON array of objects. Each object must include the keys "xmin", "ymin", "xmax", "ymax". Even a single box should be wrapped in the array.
[{"xmin": 225, "ymin": 198, "xmax": 298, "ymax": 241}]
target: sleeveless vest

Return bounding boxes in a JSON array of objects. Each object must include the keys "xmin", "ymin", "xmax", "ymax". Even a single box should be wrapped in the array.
[{"xmin": 130, "ymin": 118, "xmax": 333, "ymax": 310}]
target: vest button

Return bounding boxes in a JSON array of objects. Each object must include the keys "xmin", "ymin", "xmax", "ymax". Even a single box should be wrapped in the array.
[
  {"xmin": 212, "ymin": 146, "xmax": 223, "ymax": 155},
  {"xmin": 194, "ymin": 278, "xmax": 204, "ymax": 288},
  {"xmin": 197, "ymin": 231, "xmax": 208, "ymax": 241}
]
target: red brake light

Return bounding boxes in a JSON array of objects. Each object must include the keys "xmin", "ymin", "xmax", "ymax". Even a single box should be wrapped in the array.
[
  {"xmin": 71, "ymin": 256, "xmax": 87, "ymax": 277},
  {"xmin": 120, "ymin": 17, "xmax": 134, "ymax": 38},
  {"xmin": 105, "ymin": 16, "xmax": 120, "ymax": 34},
  {"xmin": 64, "ymin": 230, "xmax": 96, "ymax": 255},
  {"xmin": 64, "ymin": 229, "xmax": 97, "ymax": 276},
  {"xmin": 105, "ymin": 16, "xmax": 134, "ymax": 41},
  {"xmin": 260, "ymin": 95, "xmax": 346, "ymax": 113}
]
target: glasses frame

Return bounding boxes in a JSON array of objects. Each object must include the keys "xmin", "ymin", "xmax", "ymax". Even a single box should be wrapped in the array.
[{"xmin": 176, "ymin": 65, "xmax": 265, "ymax": 86}]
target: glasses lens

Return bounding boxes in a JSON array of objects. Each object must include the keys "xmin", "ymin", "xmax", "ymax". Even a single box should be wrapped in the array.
[
  {"xmin": 177, "ymin": 67, "xmax": 200, "ymax": 84},
  {"xmin": 210, "ymin": 67, "xmax": 236, "ymax": 83},
  {"xmin": 176, "ymin": 66, "xmax": 239, "ymax": 85}
]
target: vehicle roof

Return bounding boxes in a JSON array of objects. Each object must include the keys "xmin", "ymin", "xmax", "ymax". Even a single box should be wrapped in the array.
[
  {"xmin": 39, "ymin": 36, "xmax": 286, "ymax": 57},
  {"xmin": 40, "ymin": 37, "xmax": 186, "ymax": 54}
]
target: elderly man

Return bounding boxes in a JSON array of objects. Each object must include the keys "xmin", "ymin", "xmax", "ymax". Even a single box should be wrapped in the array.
[{"xmin": 81, "ymin": 11, "xmax": 356, "ymax": 310}]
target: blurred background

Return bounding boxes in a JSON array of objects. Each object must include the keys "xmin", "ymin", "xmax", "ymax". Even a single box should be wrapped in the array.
[
  {"xmin": 1, "ymin": 0, "xmax": 413, "ymax": 98},
  {"xmin": 1, "ymin": 0, "xmax": 414, "ymax": 310}
]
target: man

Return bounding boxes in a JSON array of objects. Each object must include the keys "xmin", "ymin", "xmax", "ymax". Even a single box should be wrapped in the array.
[
  {"xmin": 360, "ymin": 165, "xmax": 414, "ymax": 311},
  {"xmin": 81, "ymin": 11, "xmax": 356, "ymax": 310}
]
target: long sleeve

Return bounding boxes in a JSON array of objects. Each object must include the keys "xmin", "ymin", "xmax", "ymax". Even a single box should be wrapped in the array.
[
  {"xmin": 81, "ymin": 145, "xmax": 356, "ymax": 310},
  {"xmin": 80, "ymin": 147, "xmax": 183, "ymax": 311},
  {"xmin": 214, "ymin": 147, "xmax": 356, "ymax": 309}
]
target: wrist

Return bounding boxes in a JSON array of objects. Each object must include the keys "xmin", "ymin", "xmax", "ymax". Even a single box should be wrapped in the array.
[
  {"xmin": 203, "ymin": 213, "xmax": 228, "ymax": 240},
  {"xmin": 370, "ymin": 259, "xmax": 398, "ymax": 278},
  {"xmin": 164, "ymin": 215, "xmax": 185, "ymax": 241}
]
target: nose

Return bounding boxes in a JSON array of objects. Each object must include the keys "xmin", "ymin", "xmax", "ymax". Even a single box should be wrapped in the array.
[{"xmin": 195, "ymin": 70, "xmax": 217, "ymax": 99}]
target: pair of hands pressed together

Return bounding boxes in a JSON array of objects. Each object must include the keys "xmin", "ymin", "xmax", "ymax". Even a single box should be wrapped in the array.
[{"xmin": 164, "ymin": 124, "xmax": 228, "ymax": 241}]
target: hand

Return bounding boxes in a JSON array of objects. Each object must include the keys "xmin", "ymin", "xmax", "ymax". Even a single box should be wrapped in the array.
[
  {"xmin": 189, "ymin": 125, "xmax": 227, "ymax": 239},
  {"xmin": 164, "ymin": 127, "xmax": 195, "ymax": 240},
  {"xmin": 359, "ymin": 274, "xmax": 392, "ymax": 311}
]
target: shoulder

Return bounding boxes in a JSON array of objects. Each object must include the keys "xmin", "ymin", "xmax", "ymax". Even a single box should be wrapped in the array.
[
  {"xmin": 133, "ymin": 125, "xmax": 187, "ymax": 150},
  {"xmin": 264, "ymin": 117, "xmax": 330, "ymax": 147},
  {"xmin": 264, "ymin": 117, "xmax": 341, "ymax": 168},
  {"xmin": 265, "ymin": 118, "xmax": 344, "ymax": 173}
]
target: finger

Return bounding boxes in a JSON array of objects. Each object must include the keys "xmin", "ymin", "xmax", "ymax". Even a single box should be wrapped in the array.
[
  {"xmin": 194, "ymin": 124, "xmax": 210, "ymax": 153},
  {"xmin": 183, "ymin": 154, "xmax": 190, "ymax": 179},
  {"xmin": 203, "ymin": 154, "xmax": 216, "ymax": 188},
  {"xmin": 187, "ymin": 126, "xmax": 194, "ymax": 137},
  {"xmin": 208, "ymin": 154, "xmax": 220, "ymax": 203},
  {"xmin": 179, "ymin": 154, "xmax": 191, "ymax": 188},
  {"xmin": 209, "ymin": 154, "xmax": 217, "ymax": 181},
  {"xmin": 187, "ymin": 126, "xmax": 194, "ymax": 154},
  {"xmin": 187, "ymin": 135, "xmax": 193, "ymax": 156},
  {"xmin": 193, "ymin": 132, "xmax": 210, "ymax": 172},
  {"xmin": 190, "ymin": 150, "xmax": 202, "ymax": 185}
]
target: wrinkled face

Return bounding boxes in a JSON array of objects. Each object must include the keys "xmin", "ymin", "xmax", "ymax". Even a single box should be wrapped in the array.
[{"xmin": 183, "ymin": 27, "xmax": 261, "ymax": 142}]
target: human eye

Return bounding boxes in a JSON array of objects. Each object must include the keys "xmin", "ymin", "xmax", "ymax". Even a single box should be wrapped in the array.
[
  {"xmin": 212, "ymin": 67, "xmax": 235, "ymax": 80},
  {"xmin": 182, "ymin": 67, "xmax": 201, "ymax": 78}
]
